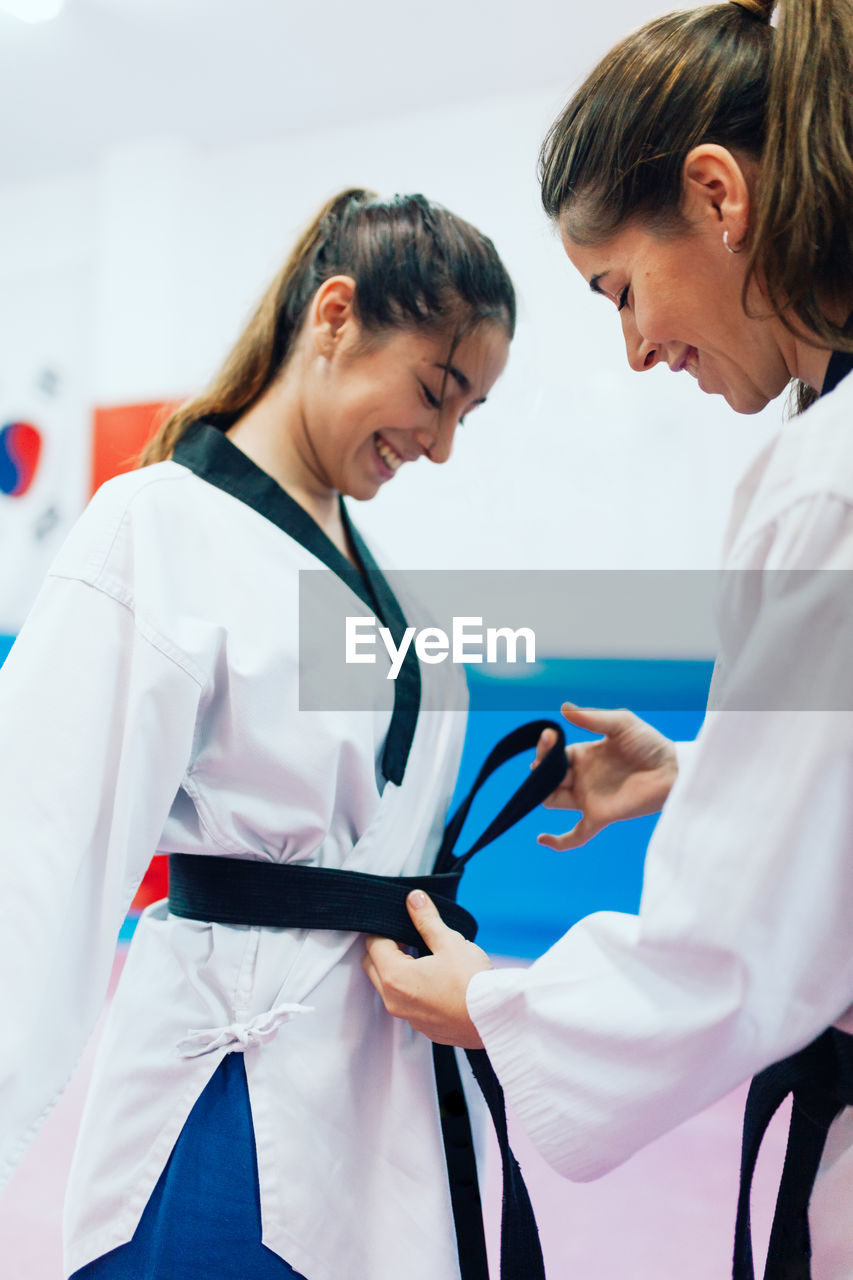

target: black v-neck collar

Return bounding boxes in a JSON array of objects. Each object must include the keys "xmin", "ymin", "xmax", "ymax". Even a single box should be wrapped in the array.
[
  {"xmin": 821, "ymin": 348, "xmax": 853, "ymax": 398},
  {"xmin": 173, "ymin": 420, "xmax": 420, "ymax": 785}
]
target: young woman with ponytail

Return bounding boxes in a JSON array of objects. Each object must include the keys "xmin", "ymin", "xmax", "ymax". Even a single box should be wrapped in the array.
[
  {"xmin": 366, "ymin": 4, "xmax": 853, "ymax": 1273},
  {"xmin": 0, "ymin": 188, "xmax": 514, "ymax": 1279}
]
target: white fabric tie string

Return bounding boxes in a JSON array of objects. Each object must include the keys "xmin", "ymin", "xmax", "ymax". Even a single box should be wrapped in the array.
[{"xmin": 176, "ymin": 1002, "xmax": 314, "ymax": 1059}]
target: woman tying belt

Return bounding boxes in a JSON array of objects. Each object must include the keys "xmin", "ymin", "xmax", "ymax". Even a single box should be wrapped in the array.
[{"xmin": 365, "ymin": 4, "xmax": 853, "ymax": 1275}]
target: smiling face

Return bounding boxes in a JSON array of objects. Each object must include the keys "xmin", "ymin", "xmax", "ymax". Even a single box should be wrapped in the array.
[
  {"xmin": 305, "ymin": 307, "xmax": 511, "ymax": 501},
  {"xmin": 561, "ymin": 219, "xmax": 799, "ymax": 415},
  {"xmin": 559, "ymin": 145, "xmax": 822, "ymax": 415}
]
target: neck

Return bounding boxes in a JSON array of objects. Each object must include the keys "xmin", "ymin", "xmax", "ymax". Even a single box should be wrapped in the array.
[
  {"xmin": 785, "ymin": 295, "xmax": 853, "ymax": 393},
  {"xmin": 225, "ymin": 375, "xmax": 350, "ymax": 557},
  {"xmin": 793, "ymin": 340, "xmax": 833, "ymax": 395}
]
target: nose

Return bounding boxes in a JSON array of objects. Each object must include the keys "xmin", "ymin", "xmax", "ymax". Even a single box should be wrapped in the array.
[
  {"xmin": 622, "ymin": 311, "xmax": 660, "ymax": 373},
  {"xmin": 415, "ymin": 411, "xmax": 458, "ymax": 465}
]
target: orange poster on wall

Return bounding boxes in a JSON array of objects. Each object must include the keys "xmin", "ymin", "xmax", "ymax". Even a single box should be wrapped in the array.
[{"xmin": 90, "ymin": 400, "xmax": 180, "ymax": 497}]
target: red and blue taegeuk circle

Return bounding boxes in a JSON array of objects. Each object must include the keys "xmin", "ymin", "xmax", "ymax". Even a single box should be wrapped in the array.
[{"xmin": 0, "ymin": 421, "xmax": 42, "ymax": 497}]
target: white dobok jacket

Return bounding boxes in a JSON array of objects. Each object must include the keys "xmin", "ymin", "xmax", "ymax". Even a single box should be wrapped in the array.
[
  {"xmin": 468, "ymin": 370, "xmax": 853, "ymax": 1277},
  {"xmin": 0, "ymin": 422, "xmax": 469, "ymax": 1280}
]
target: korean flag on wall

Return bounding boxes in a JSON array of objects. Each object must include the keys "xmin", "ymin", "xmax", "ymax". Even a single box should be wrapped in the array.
[{"xmin": 0, "ymin": 272, "xmax": 91, "ymax": 635}]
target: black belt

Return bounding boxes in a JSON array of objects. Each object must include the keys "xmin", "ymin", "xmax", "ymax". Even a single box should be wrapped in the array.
[
  {"xmin": 733, "ymin": 1026, "xmax": 853, "ymax": 1279},
  {"xmin": 169, "ymin": 718, "xmax": 568, "ymax": 1280}
]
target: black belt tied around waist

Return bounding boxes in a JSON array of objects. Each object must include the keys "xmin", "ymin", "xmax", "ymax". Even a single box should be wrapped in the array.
[{"xmin": 169, "ymin": 718, "xmax": 568, "ymax": 1280}]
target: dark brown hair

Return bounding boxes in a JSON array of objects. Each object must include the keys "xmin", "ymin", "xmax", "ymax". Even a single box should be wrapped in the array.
[
  {"xmin": 540, "ymin": 0, "xmax": 853, "ymax": 411},
  {"xmin": 140, "ymin": 188, "xmax": 516, "ymax": 464}
]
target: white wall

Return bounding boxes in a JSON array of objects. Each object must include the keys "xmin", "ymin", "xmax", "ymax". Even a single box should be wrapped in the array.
[{"xmin": 0, "ymin": 81, "xmax": 784, "ymax": 640}]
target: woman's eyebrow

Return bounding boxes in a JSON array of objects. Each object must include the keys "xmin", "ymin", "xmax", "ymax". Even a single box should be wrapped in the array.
[
  {"xmin": 432, "ymin": 362, "xmax": 488, "ymax": 405},
  {"xmin": 432, "ymin": 362, "xmax": 471, "ymax": 393}
]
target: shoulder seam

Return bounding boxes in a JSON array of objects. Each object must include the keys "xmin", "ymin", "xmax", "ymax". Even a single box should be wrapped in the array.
[
  {"xmin": 45, "ymin": 572, "xmax": 207, "ymax": 688},
  {"xmin": 84, "ymin": 465, "xmax": 195, "ymax": 584}
]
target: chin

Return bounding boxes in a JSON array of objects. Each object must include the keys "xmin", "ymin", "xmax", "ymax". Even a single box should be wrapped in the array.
[
  {"xmin": 344, "ymin": 479, "xmax": 382, "ymax": 503},
  {"xmin": 704, "ymin": 375, "xmax": 770, "ymax": 415},
  {"xmin": 697, "ymin": 358, "xmax": 773, "ymax": 415},
  {"xmin": 720, "ymin": 367, "xmax": 787, "ymax": 415},
  {"xmin": 722, "ymin": 387, "xmax": 771, "ymax": 415}
]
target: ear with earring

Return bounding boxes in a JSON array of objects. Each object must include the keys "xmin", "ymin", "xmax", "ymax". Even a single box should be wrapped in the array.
[{"xmin": 723, "ymin": 230, "xmax": 744, "ymax": 254}]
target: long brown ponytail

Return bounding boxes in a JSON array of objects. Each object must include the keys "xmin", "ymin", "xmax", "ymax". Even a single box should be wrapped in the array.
[
  {"xmin": 140, "ymin": 188, "xmax": 515, "ymax": 465},
  {"xmin": 539, "ymin": 0, "xmax": 853, "ymax": 411},
  {"xmin": 756, "ymin": 0, "xmax": 853, "ymax": 408}
]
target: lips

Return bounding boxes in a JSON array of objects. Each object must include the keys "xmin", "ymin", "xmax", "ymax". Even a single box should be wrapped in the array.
[
  {"xmin": 683, "ymin": 347, "xmax": 700, "ymax": 379},
  {"xmin": 374, "ymin": 433, "xmax": 406, "ymax": 475},
  {"xmin": 672, "ymin": 346, "xmax": 699, "ymax": 377}
]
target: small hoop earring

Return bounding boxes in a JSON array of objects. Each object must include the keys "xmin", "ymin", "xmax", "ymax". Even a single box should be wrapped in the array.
[{"xmin": 723, "ymin": 230, "xmax": 743, "ymax": 255}]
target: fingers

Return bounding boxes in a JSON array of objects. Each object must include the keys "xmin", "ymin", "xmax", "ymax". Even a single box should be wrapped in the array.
[
  {"xmin": 561, "ymin": 702, "xmax": 631, "ymax": 737},
  {"xmin": 362, "ymin": 946, "xmax": 382, "ymax": 994},
  {"xmin": 532, "ymin": 726, "xmax": 557, "ymax": 770},
  {"xmin": 405, "ymin": 890, "xmax": 460, "ymax": 955},
  {"xmin": 364, "ymin": 935, "xmax": 410, "ymax": 965},
  {"xmin": 533, "ymin": 728, "xmax": 576, "ymax": 812},
  {"xmin": 541, "ymin": 777, "xmax": 577, "ymax": 810},
  {"xmin": 537, "ymin": 817, "xmax": 599, "ymax": 852},
  {"xmin": 363, "ymin": 920, "xmax": 492, "ymax": 1049},
  {"xmin": 362, "ymin": 936, "xmax": 411, "ymax": 998}
]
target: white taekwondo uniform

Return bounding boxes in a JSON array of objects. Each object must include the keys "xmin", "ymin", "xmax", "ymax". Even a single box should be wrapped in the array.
[
  {"xmin": 468, "ymin": 367, "xmax": 853, "ymax": 1276},
  {"xmin": 0, "ymin": 421, "xmax": 469, "ymax": 1280}
]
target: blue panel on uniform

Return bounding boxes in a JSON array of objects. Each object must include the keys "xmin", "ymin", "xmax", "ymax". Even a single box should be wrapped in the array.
[
  {"xmin": 0, "ymin": 635, "xmax": 14, "ymax": 666},
  {"xmin": 70, "ymin": 1054, "xmax": 306, "ymax": 1279}
]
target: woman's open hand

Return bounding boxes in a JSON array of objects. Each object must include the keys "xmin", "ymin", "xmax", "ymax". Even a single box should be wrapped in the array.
[{"xmin": 535, "ymin": 702, "xmax": 678, "ymax": 851}]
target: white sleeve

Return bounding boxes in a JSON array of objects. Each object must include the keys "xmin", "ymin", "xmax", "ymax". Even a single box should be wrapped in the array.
[
  {"xmin": 672, "ymin": 738, "xmax": 698, "ymax": 771},
  {"xmin": 467, "ymin": 494, "xmax": 853, "ymax": 1182},
  {"xmin": 0, "ymin": 572, "xmax": 204, "ymax": 1188}
]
